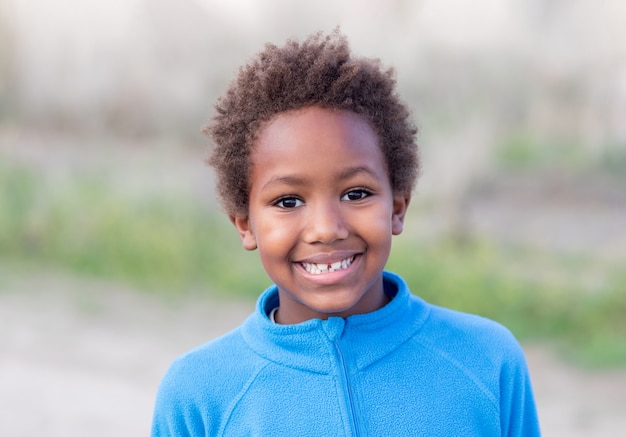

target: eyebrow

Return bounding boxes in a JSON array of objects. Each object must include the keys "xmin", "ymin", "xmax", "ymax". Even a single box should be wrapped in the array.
[
  {"xmin": 261, "ymin": 166, "xmax": 379, "ymax": 192},
  {"xmin": 261, "ymin": 175, "xmax": 308, "ymax": 192},
  {"xmin": 337, "ymin": 166, "xmax": 379, "ymax": 181}
]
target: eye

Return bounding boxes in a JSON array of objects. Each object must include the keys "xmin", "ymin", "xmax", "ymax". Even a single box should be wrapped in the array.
[
  {"xmin": 274, "ymin": 197, "xmax": 304, "ymax": 209},
  {"xmin": 341, "ymin": 189, "xmax": 372, "ymax": 201}
]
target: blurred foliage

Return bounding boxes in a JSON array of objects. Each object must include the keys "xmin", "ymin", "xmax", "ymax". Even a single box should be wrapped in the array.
[
  {"xmin": 496, "ymin": 133, "xmax": 584, "ymax": 171},
  {"xmin": 599, "ymin": 146, "xmax": 626, "ymax": 176},
  {"xmin": 1, "ymin": 160, "xmax": 625, "ymax": 367},
  {"xmin": 0, "ymin": 160, "xmax": 269, "ymax": 296},
  {"xmin": 389, "ymin": 239, "xmax": 626, "ymax": 368},
  {"xmin": 496, "ymin": 132, "xmax": 626, "ymax": 176}
]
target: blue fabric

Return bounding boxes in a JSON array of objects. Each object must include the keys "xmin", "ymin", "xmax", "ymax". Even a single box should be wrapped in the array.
[{"xmin": 152, "ymin": 271, "xmax": 541, "ymax": 436}]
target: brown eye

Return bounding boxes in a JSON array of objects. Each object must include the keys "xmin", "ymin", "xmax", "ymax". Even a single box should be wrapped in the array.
[
  {"xmin": 275, "ymin": 197, "xmax": 304, "ymax": 208},
  {"xmin": 342, "ymin": 190, "xmax": 371, "ymax": 201}
]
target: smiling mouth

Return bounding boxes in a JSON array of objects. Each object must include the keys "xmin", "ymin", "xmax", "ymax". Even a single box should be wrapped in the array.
[{"xmin": 301, "ymin": 256, "xmax": 356, "ymax": 275}]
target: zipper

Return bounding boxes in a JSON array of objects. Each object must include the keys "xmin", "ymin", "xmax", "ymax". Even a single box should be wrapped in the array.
[{"xmin": 334, "ymin": 341, "xmax": 361, "ymax": 437}]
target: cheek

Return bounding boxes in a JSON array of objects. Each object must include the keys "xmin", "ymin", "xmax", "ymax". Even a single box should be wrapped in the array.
[
  {"xmin": 347, "ymin": 211, "xmax": 394, "ymax": 258},
  {"xmin": 352, "ymin": 205, "xmax": 393, "ymax": 235},
  {"xmin": 255, "ymin": 218, "xmax": 296, "ymax": 255}
]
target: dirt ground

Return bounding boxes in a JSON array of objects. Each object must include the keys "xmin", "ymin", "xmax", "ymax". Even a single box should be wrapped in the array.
[{"xmin": 1, "ymin": 270, "xmax": 625, "ymax": 436}]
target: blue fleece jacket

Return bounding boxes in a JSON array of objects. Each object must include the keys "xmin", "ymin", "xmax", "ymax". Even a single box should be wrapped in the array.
[{"xmin": 152, "ymin": 271, "xmax": 540, "ymax": 436}]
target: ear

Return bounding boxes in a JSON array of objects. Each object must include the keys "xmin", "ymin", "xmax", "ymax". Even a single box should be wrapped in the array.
[
  {"xmin": 391, "ymin": 193, "xmax": 411, "ymax": 236},
  {"xmin": 229, "ymin": 214, "xmax": 258, "ymax": 251}
]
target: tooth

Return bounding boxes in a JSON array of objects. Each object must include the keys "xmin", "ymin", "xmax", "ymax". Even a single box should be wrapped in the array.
[{"xmin": 302, "ymin": 256, "xmax": 355, "ymax": 275}]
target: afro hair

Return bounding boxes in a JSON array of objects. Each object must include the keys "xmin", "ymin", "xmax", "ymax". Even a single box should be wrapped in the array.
[{"xmin": 205, "ymin": 30, "xmax": 418, "ymax": 217}]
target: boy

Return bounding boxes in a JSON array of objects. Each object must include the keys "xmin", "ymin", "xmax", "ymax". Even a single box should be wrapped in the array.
[{"xmin": 152, "ymin": 31, "xmax": 540, "ymax": 436}]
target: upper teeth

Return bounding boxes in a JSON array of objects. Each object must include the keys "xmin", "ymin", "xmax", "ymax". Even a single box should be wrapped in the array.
[{"xmin": 302, "ymin": 256, "xmax": 355, "ymax": 275}]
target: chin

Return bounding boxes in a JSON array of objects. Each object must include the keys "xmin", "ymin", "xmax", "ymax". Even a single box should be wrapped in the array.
[{"xmin": 309, "ymin": 298, "xmax": 362, "ymax": 317}]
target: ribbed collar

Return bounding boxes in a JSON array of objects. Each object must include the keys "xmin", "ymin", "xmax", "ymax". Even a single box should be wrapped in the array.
[{"xmin": 240, "ymin": 271, "xmax": 431, "ymax": 374}]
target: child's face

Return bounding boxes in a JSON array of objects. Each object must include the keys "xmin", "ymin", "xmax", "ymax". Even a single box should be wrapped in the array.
[{"xmin": 232, "ymin": 106, "xmax": 409, "ymax": 324}]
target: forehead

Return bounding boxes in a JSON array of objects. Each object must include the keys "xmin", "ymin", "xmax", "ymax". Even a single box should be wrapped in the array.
[
  {"xmin": 247, "ymin": 106, "xmax": 391, "ymax": 198},
  {"xmin": 251, "ymin": 106, "xmax": 386, "ymax": 171},
  {"xmin": 259, "ymin": 106, "xmax": 376, "ymax": 141}
]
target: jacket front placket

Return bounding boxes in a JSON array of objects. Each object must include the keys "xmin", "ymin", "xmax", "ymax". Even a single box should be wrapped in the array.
[{"xmin": 323, "ymin": 318, "xmax": 363, "ymax": 437}]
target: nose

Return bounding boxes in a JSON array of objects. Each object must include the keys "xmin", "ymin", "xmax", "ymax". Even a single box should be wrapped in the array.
[{"xmin": 303, "ymin": 200, "xmax": 349, "ymax": 244}]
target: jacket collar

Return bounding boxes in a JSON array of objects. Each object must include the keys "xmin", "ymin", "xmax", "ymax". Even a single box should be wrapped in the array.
[{"xmin": 241, "ymin": 271, "xmax": 431, "ymax": 374}]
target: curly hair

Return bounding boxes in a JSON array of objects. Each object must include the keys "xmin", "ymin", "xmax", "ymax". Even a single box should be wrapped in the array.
[{"xmin": 205, "ymin": 30, "xmax": 419, "ymax": 217}]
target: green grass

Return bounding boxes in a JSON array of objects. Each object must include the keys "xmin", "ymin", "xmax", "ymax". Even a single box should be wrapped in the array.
[{"xmin": 2, "ymin": 160, "xmax": 625, "ymax": 367}]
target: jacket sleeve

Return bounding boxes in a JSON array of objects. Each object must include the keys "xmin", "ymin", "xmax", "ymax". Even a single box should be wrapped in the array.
[{"xmin": 499, "ymin": 341, "xmax": 541, "ymax": 437}]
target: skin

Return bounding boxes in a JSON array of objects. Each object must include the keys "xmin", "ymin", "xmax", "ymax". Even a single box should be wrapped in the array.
[{"xmin": 231, "ymin": 106, "xmax": 410, "ymax": 324}]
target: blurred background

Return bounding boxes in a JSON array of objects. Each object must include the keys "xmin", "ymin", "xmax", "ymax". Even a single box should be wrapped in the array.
[{"xmin": 1, "ymin": 0, "xmax": 625, "ymax": 435}]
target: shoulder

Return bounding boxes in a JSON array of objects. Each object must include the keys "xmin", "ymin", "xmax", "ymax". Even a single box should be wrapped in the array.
[
  {"xmin": 426, "ymin": 305, "xmax": 517, "ymax": 345},
  {"xmin": 152, "ymin": 325, "xmax": 270, "ymax": 435},
  {"xmin": 159, "ymin": 326, "xmax": 264, "ymax": 396},
  {"xmin": 405, "ymin": 298, "xmax": 540, "ymax": 435},
  {"xmin": 410, "ymin": 299, "xmax": 533, "ymax": 395},
  {"xmin": 408, "ymin": 297, "xmax": 531, "ymax": 392}
]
